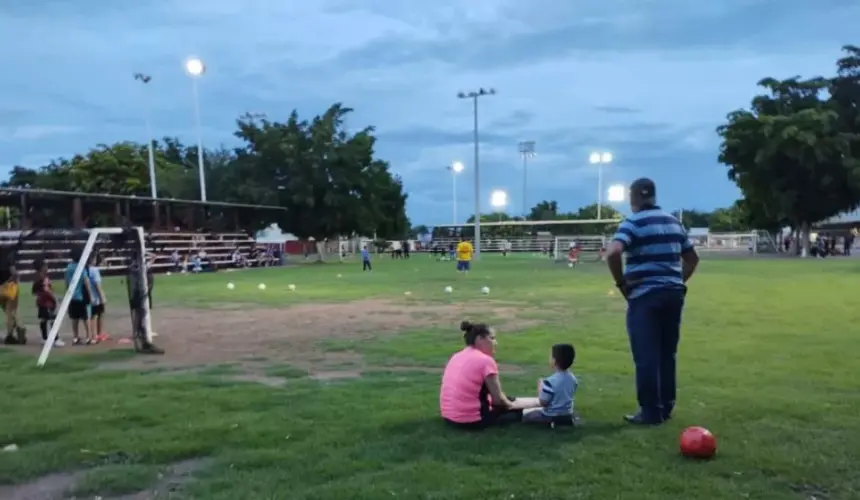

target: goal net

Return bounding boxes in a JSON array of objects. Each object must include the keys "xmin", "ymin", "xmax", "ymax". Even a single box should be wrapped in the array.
[{"xmin": 1, "ymin": 227, "xmax": 159, "ymax": 366}]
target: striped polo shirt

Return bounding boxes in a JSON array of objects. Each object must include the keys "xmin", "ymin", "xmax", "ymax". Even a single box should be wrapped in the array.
[{"xmin": 611, "ymin": 206, "xmax": 693, "ymax": 299}]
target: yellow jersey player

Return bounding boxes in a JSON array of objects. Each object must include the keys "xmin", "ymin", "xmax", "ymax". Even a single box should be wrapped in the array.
[
  {"xmin": 0, "ymin": 251, "xmax": 26, "ymax": 345},
  {"xmin": 455, "ymin": 238, "xmax": 474, "ymax": 272}
]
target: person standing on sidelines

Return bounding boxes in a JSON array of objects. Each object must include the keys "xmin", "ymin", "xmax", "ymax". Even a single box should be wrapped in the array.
[
  {"xmin": 361, "ymin": 245, "xmax": 372, "ymax": 271},
  {"xmin": 87, "ymin": 252, "xmax": 108, "ymax": 342},
  {"xmin": 455, "ymin": 237, "xmax": 473, "ymax": 273},
  {"xmin": 605, "ymin": 178, "xmax": 700, "ymax": 425}
]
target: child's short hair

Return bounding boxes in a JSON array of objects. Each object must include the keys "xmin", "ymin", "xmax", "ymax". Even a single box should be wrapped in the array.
[{"xmin": 552, "ymin": 344, "xmax": 575, "ymax": 370}]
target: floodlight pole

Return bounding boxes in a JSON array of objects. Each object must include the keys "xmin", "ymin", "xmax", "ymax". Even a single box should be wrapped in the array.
[
  {"xmin": 134, "ymin": 73, "xmax": 158, "ymax": 199},
  {"xmin": 518, "ymin": 141, "xmax": 535, "ymax": 217},
  {"xmin": 458, "ymin": 88, "xmax": 496, "ymax": 259}
]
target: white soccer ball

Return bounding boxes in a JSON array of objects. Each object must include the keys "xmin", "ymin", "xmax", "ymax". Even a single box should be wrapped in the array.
[
  {"xmin": 288, "ymin": 284, "xmax": 296, "ymax": 291},
  {"xmin": 404, "ymin": 291, "xmax": 412, "ymax": 296},
  {"xmin": 166, "ymin": 271, "xmax": 172, "ymax": 276},
  {"xmin": 337, "ymin": 274, "xmax": 342, "ymax": 278},
  {"xmin": 226, "ymin": 282, "xmax": 235, "ymax": 290},
  {"xmin": 481, "ymin": 286, "xmax": 490, "ymax": 295},
  {"xmin": 568, "ymin": 263, "xmax": 573, "ymax": 268},
  {"xmin": 444, "ymin": 286, "xmax": 453, "ymax": 293},
  {"xmin": 258, "ymin": 283, "xmax": 266, "ymax": 290}
]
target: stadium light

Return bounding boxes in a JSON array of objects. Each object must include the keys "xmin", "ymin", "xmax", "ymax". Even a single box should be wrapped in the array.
[
  {"xmin": 457, "ymin": 87, "xmax": 497, "ymax": 259},
  {"xmin": 490, "ymin": 189, "xmax": 508, "ymax": 221},
  {"xmin": 607, "ymin": 184, "xmax": 625, "ymax": 203},
  {"xmin": 447, "ymin": 161, "xmax": 465, "ymax": 224},
  {"xmin": 185, "ymin": 57, "xmax": 207, "ymax": 201},
  {"xmin": 589, "ymin": 151, "xmax": 613, "ymax": 219}
]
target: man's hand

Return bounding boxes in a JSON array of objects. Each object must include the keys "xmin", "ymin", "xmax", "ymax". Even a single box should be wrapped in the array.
[{"xmin": 615, "ymin": 281, "xmax": 630, "ymax": 300}]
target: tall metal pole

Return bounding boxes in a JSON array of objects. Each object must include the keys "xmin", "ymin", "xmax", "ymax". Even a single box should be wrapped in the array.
[
  {"xmin": 472, "ymin": 95, "xmax": 480, "ymax": 257},
  {"xmin": 518, "ymin": 141, "xmax": 535, "ymax": 218},
  {"xmin": 457, "ymin": 88, "xmax": 495, "ymax": 260},
  {"xmin": 134, "ymin": 73, "xmax": 158, "ymax": 199},
  {"xmin": 597, "ymin": 163, "xmax": 603, "ymax": 220},
  {"xmin": 191, "ymin": 77, "xmax": 207, "ymax": 201}
]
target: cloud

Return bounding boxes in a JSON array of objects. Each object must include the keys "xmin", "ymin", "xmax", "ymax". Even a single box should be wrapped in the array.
[{"xmin": 0, "ymin": 0, "xmax": 854, "ymax": 225}]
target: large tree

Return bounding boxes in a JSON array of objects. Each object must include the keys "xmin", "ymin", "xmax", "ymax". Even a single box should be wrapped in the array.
[
  {"xmin": 717, "ymin": 70, "xmax": 860, "ymax": 255},
  {"xmin": 232, "ymin": 104, "xmax": 409, "ymax": 256}
]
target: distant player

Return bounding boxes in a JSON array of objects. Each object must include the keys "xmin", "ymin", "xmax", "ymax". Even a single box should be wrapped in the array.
[
  {"xmin": 568, "ymin": 244, "xmax": 580, "ymax": 267},
  {"xmin": 361, "ymin": 245, "xmax": 372, "ymax": 271},
  {"xmin": 455, "ymin": 238, "xmax": 473, "ymax": 273}
]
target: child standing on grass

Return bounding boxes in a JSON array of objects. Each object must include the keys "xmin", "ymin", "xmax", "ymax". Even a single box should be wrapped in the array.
[
  {"xmin": 361, "ymin": 245, "xmax": 372, "ymax": 271},
  {"xmin": 32, "ymin": 258, "xmax": 64, "ymax": 347},
  {"xmin": 65, "ymin": 247, "xmax": 94, "ymax": 345},
  {"xmin": 87, "ymin": 252, "xmax": 108, "ymax": 342},
  {"xmin": 522, "ymin": 343, "xmax": 579, "ymax": 426}
]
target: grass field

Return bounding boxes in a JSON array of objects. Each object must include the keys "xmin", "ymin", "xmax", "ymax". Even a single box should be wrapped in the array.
[{"xmin": 0, "ymin": 255, "xmax": 858, "ymax": 499}]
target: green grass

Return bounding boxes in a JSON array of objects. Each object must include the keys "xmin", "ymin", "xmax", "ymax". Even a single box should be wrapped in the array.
[{"xmin": 1, "ymin": 255, "xmax": 859, "ymax": 499}]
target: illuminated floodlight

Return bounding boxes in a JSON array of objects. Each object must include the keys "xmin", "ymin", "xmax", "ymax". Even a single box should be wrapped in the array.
[{"xmin": 607, "ymin": 184, "xmax": 625, "ymax": 203}]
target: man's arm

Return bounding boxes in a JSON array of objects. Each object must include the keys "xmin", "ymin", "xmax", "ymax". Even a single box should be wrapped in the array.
[
  {"xmin": 606, "ymin": 220, "xmax": 635, "ymax": 287},
  {"xmin": 680, "ymin": 232, "xmax": 699, "ymax": 283}
]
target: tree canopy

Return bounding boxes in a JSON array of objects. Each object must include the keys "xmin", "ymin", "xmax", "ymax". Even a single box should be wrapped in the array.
[
  {"xmin": 4, "ymin": 103, "xmax": 410, "ymax": 240},
  {"xmin": 716, "ymin": 45, "xmax": 860, "ymax": 251}
]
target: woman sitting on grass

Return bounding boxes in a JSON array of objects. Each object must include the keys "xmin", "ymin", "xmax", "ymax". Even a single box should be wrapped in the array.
[{"xmin": 440, "ymin": 321, "xmax": 538, "ymax": 429}]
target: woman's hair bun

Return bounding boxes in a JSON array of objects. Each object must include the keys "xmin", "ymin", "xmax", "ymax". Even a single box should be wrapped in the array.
[{"xmin": 460, "ymin": 320, "xmax": 473, "ymax": 332}]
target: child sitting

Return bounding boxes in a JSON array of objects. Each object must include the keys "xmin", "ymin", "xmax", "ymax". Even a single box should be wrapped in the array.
[{"xmin": 523, "ymin": 343, "xmax": 579, "ymax": 426}]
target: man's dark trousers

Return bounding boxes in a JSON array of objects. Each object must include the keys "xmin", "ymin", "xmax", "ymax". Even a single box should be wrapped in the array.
[{"xmin": 626, "ymin": 288, "xmax": 685, "ymax": 422}]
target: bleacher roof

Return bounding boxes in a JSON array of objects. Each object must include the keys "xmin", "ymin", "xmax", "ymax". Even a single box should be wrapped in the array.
[
  {"xmin": 818, "ymin": 208, "xmax": 860, "ymax": 226},
  {"xmin": 0, "ymin": 187, "xmax": 286, "ymax": 211}
]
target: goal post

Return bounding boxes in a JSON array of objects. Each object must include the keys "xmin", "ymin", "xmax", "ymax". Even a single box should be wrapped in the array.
[{"xmin": 34, "ymin": 227, "xmax": 154, "ymax": 367}]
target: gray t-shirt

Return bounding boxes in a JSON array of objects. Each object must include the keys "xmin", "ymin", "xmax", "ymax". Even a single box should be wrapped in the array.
[{"xmin": 538, "ymin": 370, "xmax": 577, "ymax": 417}]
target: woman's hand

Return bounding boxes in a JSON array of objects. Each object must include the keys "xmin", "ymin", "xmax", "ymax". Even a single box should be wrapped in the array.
[{"xmin": 485, "ymin": 374, "xmax": 513, "ymax": 408}]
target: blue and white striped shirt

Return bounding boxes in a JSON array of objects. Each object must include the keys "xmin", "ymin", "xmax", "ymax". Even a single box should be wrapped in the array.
[{"xmin": 612, "ymin": 206, "xmax": 693, "ymax": 300}]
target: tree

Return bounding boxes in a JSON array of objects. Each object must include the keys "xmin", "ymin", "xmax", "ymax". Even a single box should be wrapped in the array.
[
  {"xmin": 527, "ymin": 200, "xmax": 559, "ymax": 221},
  {"xmin": 671, "ymin": 209, "xmax": 711, "ymax": 229},
  {"xmin": 232, "ymin": 104, "xmax": 409, "ymax": 258},
  {"xmin": 717, "ymin": 72, "xmax": 860, "ymax": 256}
]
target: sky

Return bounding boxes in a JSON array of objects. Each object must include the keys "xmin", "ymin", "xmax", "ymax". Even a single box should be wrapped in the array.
[{"xmin": 0, "ymin": 0, "xmax": 857, "ymax": 226}]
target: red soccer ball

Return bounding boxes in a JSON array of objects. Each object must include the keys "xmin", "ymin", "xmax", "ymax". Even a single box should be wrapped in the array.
[{"xmin": 679, "ymin": 426, "xmax": 717, "ymax": 459}]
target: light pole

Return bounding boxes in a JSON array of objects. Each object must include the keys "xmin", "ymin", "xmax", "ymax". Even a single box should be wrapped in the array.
[
  {"xmin": 589, "ymin": 151, "xmax": 613, "ymax": 219},
  {"xmin": 447, "ymin": 161, "xmax": 464, "ymax": 224},
  {"xmin": 457, "ymin": 87, "xmax": 496, "ymax": 259},
  {"xmin": 133, "ymin": 73, "xmax": 158, "ymax": 199},
  {"xmin": 185, "ymin": 57, "xmax": 207, "ymax": 201},
  {"xmin": 518, "ymin": 141, "xmax": 535, "ymax": 217}
]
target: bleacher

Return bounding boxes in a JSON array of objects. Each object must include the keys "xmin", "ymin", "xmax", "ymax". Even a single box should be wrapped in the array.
[{"xmin": 0, "ymin": 229, "xmax": 269, "ymax": 280}]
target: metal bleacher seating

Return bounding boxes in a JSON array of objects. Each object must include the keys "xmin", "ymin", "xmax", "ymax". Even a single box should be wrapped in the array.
[{"xmin": 0, "ymin": 230, "xmax": 267, "ymax": 280}]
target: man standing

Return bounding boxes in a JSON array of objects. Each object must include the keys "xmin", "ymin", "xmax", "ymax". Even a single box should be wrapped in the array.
[{"xmin": 605, "ymin": 178, "xmax": 699, "ymax": 425}]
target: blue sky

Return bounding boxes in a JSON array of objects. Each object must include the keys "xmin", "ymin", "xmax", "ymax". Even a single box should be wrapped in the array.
[{"xmin": 0, "ymin": 0, "xmax": 857, "ymax": 225}]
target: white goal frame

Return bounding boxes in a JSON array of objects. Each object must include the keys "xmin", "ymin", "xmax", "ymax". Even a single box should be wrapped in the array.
[{"xmin": 37, "ymin": 227, "xmax": 153, "ymax": 367}]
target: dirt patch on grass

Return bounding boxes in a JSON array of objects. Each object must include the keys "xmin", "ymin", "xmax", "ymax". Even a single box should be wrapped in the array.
[
  {"xmin": 0, "ymin": 458, "xmax": 206, "ymax": 500},
  {"xmin": 20, "ymin": 299, "xmax": 540, "ymax": 376}
]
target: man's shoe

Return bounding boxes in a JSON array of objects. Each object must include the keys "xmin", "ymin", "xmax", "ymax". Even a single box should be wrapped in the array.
[
  {"xmin": 3, "ymin": 335, "xmax": 18, "ymax": 345},
  {"xmin": 623, "ymin": 412, "xmax": 664, "ymax": 426}
]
